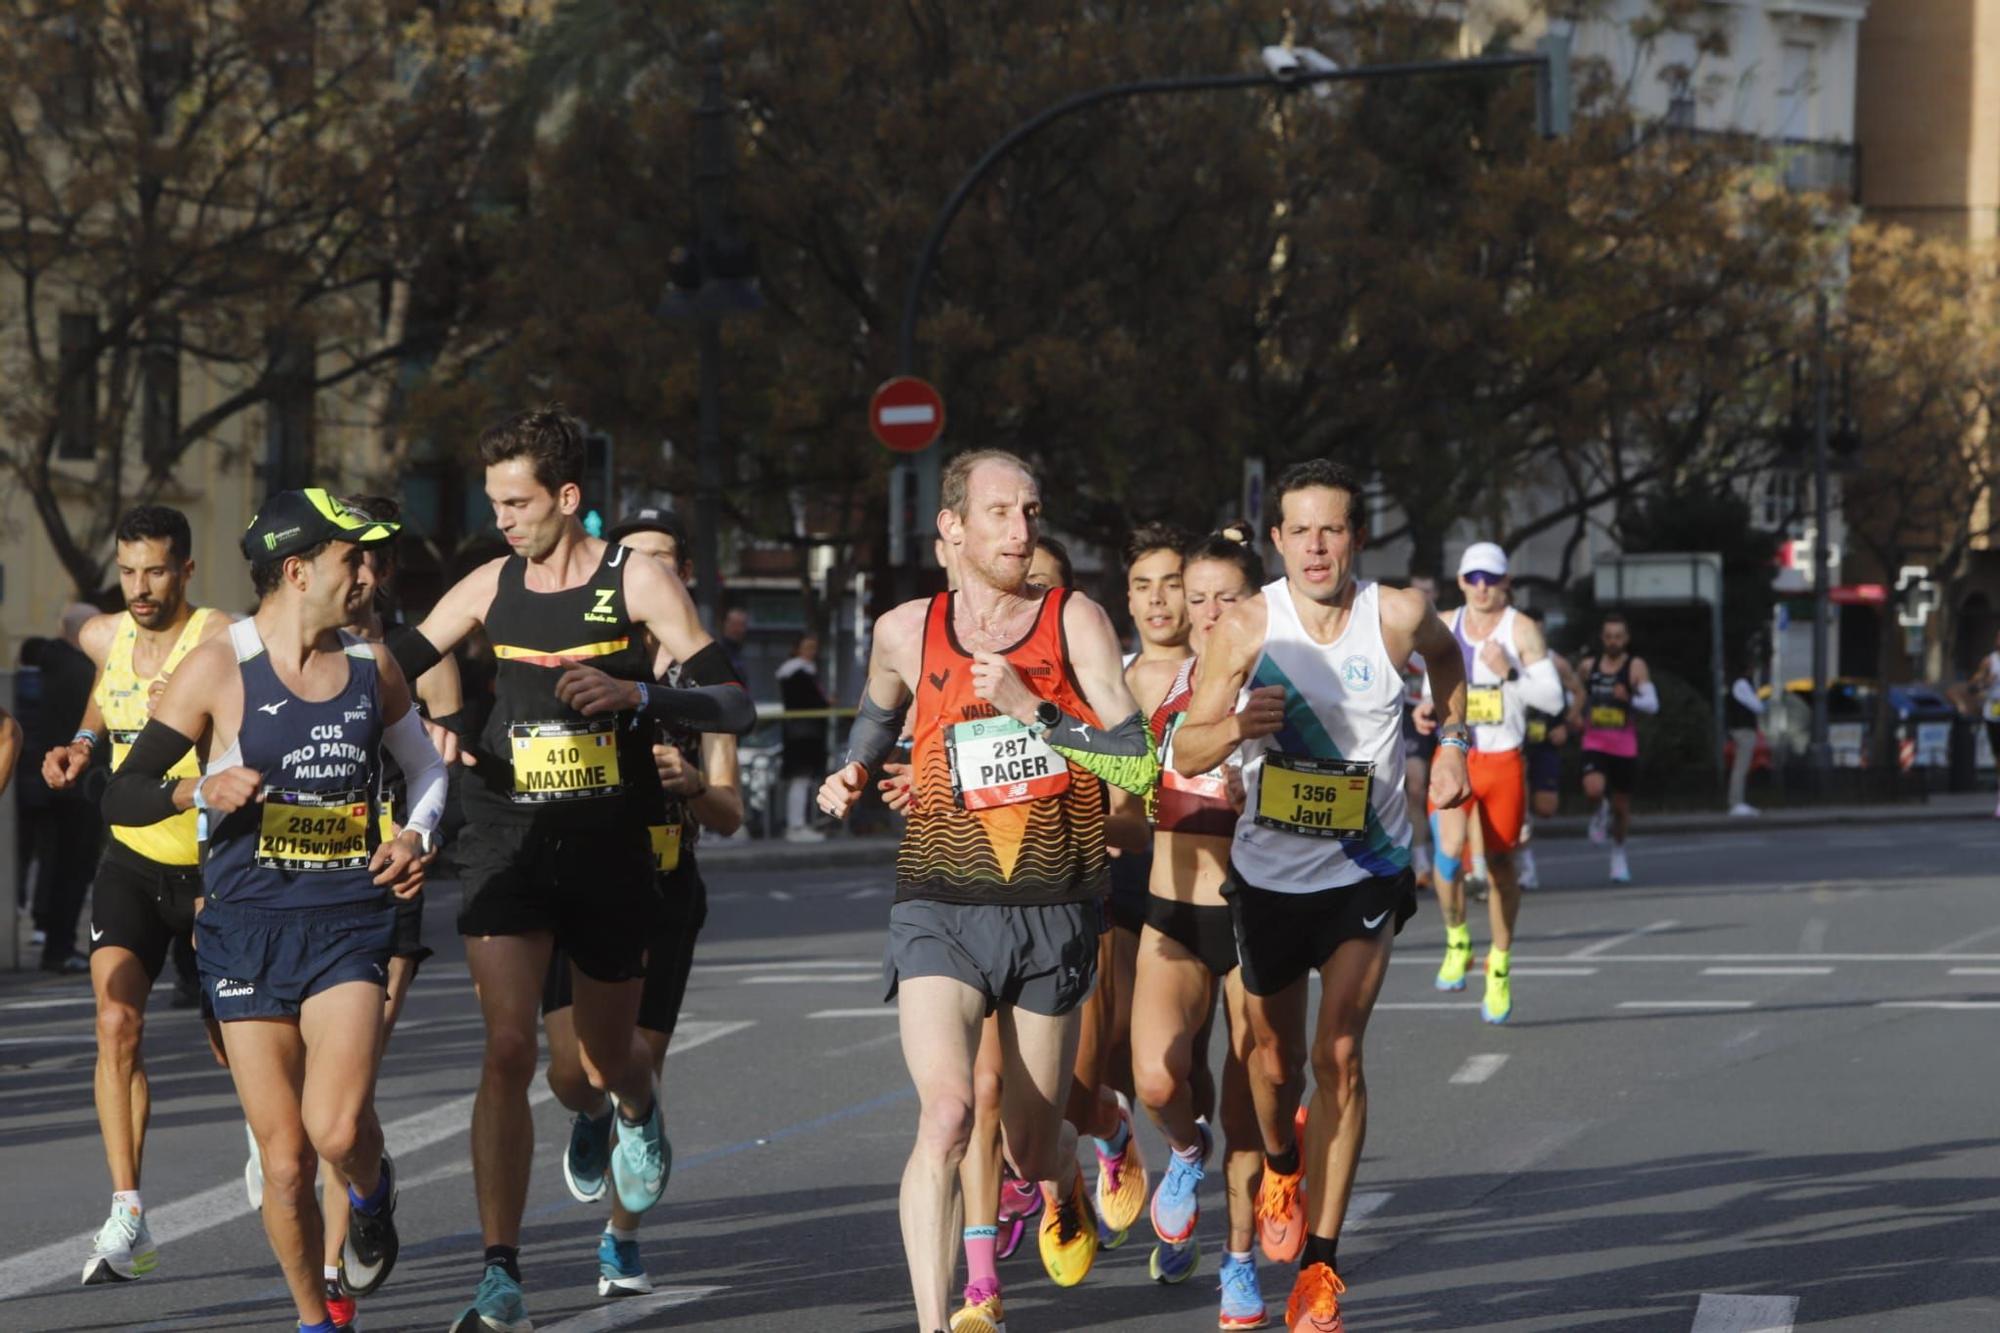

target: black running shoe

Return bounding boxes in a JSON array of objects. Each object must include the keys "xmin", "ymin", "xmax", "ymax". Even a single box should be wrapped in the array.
[{"xmin": 341, "ymin": 1151, "xmax": 399, "ymax": 1296}]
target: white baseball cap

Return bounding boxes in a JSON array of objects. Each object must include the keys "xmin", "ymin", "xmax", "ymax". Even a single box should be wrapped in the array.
[{"xmin": 1458, "ymin": 542, "xmax": 1509, "ymax": 578}]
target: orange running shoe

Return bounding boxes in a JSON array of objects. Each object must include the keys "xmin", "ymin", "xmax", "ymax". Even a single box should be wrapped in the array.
[
  {"xmin": 1285, "ymin": 1262, "xmax": 1347, "ymax": 1333},
  {"xmin": 1257, "ymin": 1105, "xmax": 1309, "ymax": 1264},
  {"xmin": 1037, "ymin": 1171, "xmax": 1100, "ymax": 1288}
]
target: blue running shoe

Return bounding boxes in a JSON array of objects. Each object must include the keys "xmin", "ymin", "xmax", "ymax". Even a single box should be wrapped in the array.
[
  {"xmin": 610, "ymin": 1096, "xmax": 672, "ymax": 1215},
  {"xmin": 1219, "ymin": 1252, "xmax": 1269, "ymax": 1329},
  {"xmin": 563, "ymin": 1106, "xmax": 614, "ymax": 1203},
  {"xmin": 1097, "ymin": 1210, "xmax": 1130, "ymax": 1251},
  {"xmin": 449, "ymin": 1265, "xmax": 532, "ymax": 1333},
  {"xmin": 1149, "ymin": 1235, "xmax": 1201, "ymax": 1284},
  {"xmin": 1150, "ymin": 1146, "xmax": 1206, "ymax": 1243},
  {"xmin": 596, "ymin": 1229, "xmax": 652, "ymax": 1298}
]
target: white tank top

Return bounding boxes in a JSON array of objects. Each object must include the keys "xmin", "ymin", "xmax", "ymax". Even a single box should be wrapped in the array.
[
  {"xmin": 1230, "ymin": 579, "xmax": 1412, "ymax": 894},
  {"xmin": 1453, "ymin": 606, "xmax": 1527, "ymax": 753}
]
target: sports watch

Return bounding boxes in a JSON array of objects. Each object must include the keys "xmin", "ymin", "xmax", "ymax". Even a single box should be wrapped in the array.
[{"xmin": 1030, "ymin": 699, "xmax": 1063, "ymax": 739}]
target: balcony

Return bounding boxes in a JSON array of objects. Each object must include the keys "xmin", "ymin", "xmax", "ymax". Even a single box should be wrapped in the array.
[{"xmin": 1664, "ymin": 121, "xmax": 1861, "ymax": 202}]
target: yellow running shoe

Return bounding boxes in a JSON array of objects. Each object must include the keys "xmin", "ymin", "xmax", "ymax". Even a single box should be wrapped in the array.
[
  {"xmin": 1482, "ymin": 954, "xmax": 1512, "ymax": 1025},
  {"xmin": 1435, "ymin": 924, "xmax": 1472, "ymax": 992},
  {"xmin": 949, "ymin": 1281, "xmax": 1006, "ymax": 1333},
  {"xmin": 1093, "ymin": 1092, "xmax": 1149, "ymax": 1233},
  {"xmin": 1038, "ymin": 1172, "xmax": 1100, "ymax": 1288}
]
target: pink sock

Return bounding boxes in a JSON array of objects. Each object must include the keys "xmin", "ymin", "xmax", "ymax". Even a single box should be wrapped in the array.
[{"xmin": 963, "ymin": 1226, "xmax": 999, "ymax": 1295}]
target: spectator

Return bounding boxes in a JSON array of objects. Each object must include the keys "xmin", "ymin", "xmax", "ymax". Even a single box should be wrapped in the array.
[
  {"xmin": 21, "ymin": 604, "xmax": 106, "ymax": 972},
  {"xmin": 1727, "ymin": 653, "xmax": 1767, "ymax": 817},
  {"xmin": 721, "ymin": 606, "xmax": 752, "ymax": 688},
  {"xmin": 778, "ymin": 632, "xmax": 829, "ymax": 842}
]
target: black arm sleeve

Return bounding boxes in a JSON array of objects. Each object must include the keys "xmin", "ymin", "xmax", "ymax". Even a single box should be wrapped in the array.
[
  {"xmin": 638, "ymin": 640, "xmax": 757, "ymax": 735},
  {"xmin": 100, "ymin": 720, "xmax": 197, "ymax": 828},
  {"xmin": 385, "ymin": 624, "xmax": 443, "ymax": 683},
  {"xmin": 842, "ymin": 693, "xmax": 909, "ymax": 772}
]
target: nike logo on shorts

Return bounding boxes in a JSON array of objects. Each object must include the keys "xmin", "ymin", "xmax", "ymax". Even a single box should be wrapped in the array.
[
  {"xmin": 90, "ymin": 925, "xmax": 104, "ymax": 942},
  {"xmin": 1362, "ymin": 910, "xmax": 1390, "ymax": 931}
]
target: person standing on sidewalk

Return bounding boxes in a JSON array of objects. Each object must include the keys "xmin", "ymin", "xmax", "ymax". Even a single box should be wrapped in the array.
[
  {"xmin": 1726, "ymin": 654, "xmax": 1766, "ymax": 817},
  {"xmin": 27, "ymin": 604, "xmax": 107, "ymax": 974},
  {"xmin": 779, "ymin": 632, "xmax": 830, "ymax": 842},
  {"xmin": 1968, "ymin": 630, "xmax": 2000, "ymax": 818}
]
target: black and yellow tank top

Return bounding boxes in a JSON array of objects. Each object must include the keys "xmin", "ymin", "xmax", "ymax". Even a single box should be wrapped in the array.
[{"xmin": 96, "ymin": 608, "xmax": 215, "ymax": 866}]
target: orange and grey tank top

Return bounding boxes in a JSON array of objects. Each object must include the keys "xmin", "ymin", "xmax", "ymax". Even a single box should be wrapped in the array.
[
  {"xmin": 897, "ymin": 589, "xmax": 1108, "ymax": 906},
  {"xmin": 96, "ymin": 608, "xmax": 215, "ymax": 866}
]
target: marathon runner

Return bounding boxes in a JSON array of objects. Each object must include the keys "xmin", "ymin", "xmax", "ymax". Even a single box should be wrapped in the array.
[
  {"xmin": 1579, "ymin": 612, "xmax": 1657, "ymax": 884},
  {"xmin": 1966, "ymin": 629, "xmax": 2000, "ymax": 818},
  {"xmin": 538, "ymin": 506, "xmax": 744, "ymax": 1301},
  {"xmin": 39, "ymin": 505, "xmax": 233, "ymax": 1286},
  {"xmin": 101, "ymin": 488, "xmax": 442, "ymax": 1333},
  {"xmin": 1172, "ymin": 459, "xmax": 1469, "ymax": 1333},
  {"xmin": 1514, "ymin": 610, "xmax": 1584, "ymax": 890},
  {"xmin": 1399, "ymin": 574, "xmax": 1438, "ymax": 884},
  {"xmin": 817, "ymin": 449, "xmax": 1159, "ymax": 1333},
  {"xmin": 1130, "ymin": 523, "xmax": 1274, "ymax": 1323},
  {"xmin": 1423, "ymin": 544, "xmax": 1563, "ymax": 1024},
  {"xmin": 389, "ymin": 409, "xmax": 756, "ymax": 1333}
]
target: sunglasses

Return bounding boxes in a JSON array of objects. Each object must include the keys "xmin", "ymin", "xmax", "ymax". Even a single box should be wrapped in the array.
[{"xmin": 1462, "ymin": 571, "xmax": 1506, "ymax": 587}]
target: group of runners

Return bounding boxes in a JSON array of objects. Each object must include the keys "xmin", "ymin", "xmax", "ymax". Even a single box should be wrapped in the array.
[{"xmin": 40, "ymin": 420, "xmax": 1672, "ymax": 1333}]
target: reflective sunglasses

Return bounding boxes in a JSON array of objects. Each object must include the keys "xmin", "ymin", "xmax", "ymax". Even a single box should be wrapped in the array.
[{"xmin": 1462, "ymin": 570, "xmax": 1506, "ymax": 587}]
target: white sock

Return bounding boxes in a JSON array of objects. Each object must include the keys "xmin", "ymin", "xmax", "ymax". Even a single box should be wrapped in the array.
[
  {"xmin": 1228, "ymin": 1249, "xmax": 1253, "ymax": 1265},
  {"xmin": 324, "ymin": 1263, "xmax": 340, "ymax": 1281},
  {"xmin": 608, "ymin": 1224, "xmax": 639, "ymax": 1243},
  {"xmin": 1173, "ymin": 1142, "xmax": 1203, "ymax": 1165},
  {"xmin": 113, "ymin": 1190, "xmax": 142, "ymax": 1215}
]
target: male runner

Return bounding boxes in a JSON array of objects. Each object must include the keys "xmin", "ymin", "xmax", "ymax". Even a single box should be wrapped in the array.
[
  {"xmin": 1132, "ymin": 524, "xmax": 1273, "ymax": 1323},
  {"xmin": 102, "ymin": 488, "xmax": 443, "ymax": 1333},
  {"xmin": 391, "ymin": 408, "xmax": 755, "ymax": 1332},
  {"xmin": 40, "ymin": 505, "xmax": 233, "ymax": 1286},
  {"xmin": 1173, "ymin": 459, "xmax": 1469, "ymax": 1332},
  {"xmin": 1579, "ymin": 612, "xmax": 1657, "ymax": 884},
  {"xmin": 817, "ymin": 449, "xmax": 1160, "ymax": 1333},
  {"xmin": 1515, "ymin": 614, "xmax": 1584, "ymax": 890},
  {"xmin": 1423, "ymin": 544, "xmax": 1562, "ymax": 1025},
  {"xmin": 540, "ymin": 506, "xmax": 745, "ymax": 1300}
]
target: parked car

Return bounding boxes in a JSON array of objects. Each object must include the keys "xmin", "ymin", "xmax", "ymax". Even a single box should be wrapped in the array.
[{"xmin": 1758, "ymin": 678, "xmax": 1959, "ymax": 767}]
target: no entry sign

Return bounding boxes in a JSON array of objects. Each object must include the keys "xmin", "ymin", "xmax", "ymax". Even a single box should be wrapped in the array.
[{"xmin": 870, "ymin": 376, "xmax": 945, "ymax": 453}]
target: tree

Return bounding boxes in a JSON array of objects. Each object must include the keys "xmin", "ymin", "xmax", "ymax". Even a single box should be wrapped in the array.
[{"xmin": 0, "ymin": 1, "xmax": 513, "ymax": 595}]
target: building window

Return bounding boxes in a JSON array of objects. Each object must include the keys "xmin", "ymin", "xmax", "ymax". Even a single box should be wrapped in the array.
[
  {"xmin": 142, "ymin": 318, "xmax": 180, "ymax": 472},
  {"xmin": 1777, "ymin": 40, "xmax": 1814, "ymax": 140},
  {"xmin": 46, "ymin": 17, "xmax": 95, "ymax": 126},
  {"xmin": 57, "ymin": 311, "xmax": 98, "ymax": 461},
  {"xmin": 264, "ymin": 330, "xmax": 315, "ymax": 492}
]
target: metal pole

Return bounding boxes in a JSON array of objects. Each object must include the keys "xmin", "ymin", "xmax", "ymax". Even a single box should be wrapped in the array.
[
  {"xmin": 1809, "ymin": 290, "xmax": 1832, "ymax": 776},
  {"xmin": 692, "ymin": 32, "xmax": 727, "ymax": 633},
  {"xmin": 1709, "ymin": 559, "xmax": 1728, "ymax": 799}
]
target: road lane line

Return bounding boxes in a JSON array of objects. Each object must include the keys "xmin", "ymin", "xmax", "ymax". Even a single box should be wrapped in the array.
[
  {"xmin": 822, "ymin": 1031, "xmax": 903, "ymax": 1059},
  {"xmin": 1701, "ymin": 967, "xmax": 1832, "ymax": 976},
  {"xmin": 1510, "ymin": 967, "xmax": 1599, "ymax": 977},
  {"xmin": 1947, "ymin": 967, "xmax": 2000, "ymax": 976},
  {"xmin": 1617, "ymin": 1000, "xmax": 1754, "ymax": 1010},
  {"xmin": 1799, "ymin": 918, "xmax": 1828, "ymax": 953},
  {"xmin": 1344, "ymin": 1191, "xmax": 1392, "ymax": 1228},
  {"xmin": 740, "ymin": 974, "xmax": 878, "ymax": 985},
  {"xmin": 0, "ymin": 1035, "xmax": 98, "ymax": 1046},
  {"xmin": 695, "ymin": 959, "xmax": 875, "ymax": 973},
  {"xmin": 1449, "ymin": 1054, "xmax": 1508, "ymax": 1084},
  {"xmin": 1568, "ymin": 920, "xmax": 1679, "ymax": 959},
  {"xmin": 0, "ymin": 1019, "xmax": 753, "ymax": 1301},
  {"xmin": 1377, "ymin": 1002, "xmax": 1481, "ymax": 1011},
  {"xmin": 1690, "ymin": 1292, "xmax": 1797, "ymax": 1332},
  {"xmin": 811, "ymin": 1007, "xmax": 893, "ymax": 1018},
  {"xmin": 1929, "ymin": 921, "xmax": 2000, "ymax": 954},
  {"xmin": 1879, "ymin": 1001, "xmax": 2000, "ymax": 1010},
  {"xmin": 538, "ymin": 1287, "xmax": 725, "ymax": 1331},
  {"xmin": 0, "ymin": 996, "xmax": 98, "ymax": 1010}
]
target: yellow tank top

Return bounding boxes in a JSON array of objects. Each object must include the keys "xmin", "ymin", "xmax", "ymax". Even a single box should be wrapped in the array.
[{"xmin": 95, "ymin": 608, "xmax": 215, "ymax": 866}]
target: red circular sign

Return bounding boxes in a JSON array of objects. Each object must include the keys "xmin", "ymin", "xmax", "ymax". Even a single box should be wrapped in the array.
[{"xmin": 870, "ymin": 376, "xmax": 946, "ymax": 453}]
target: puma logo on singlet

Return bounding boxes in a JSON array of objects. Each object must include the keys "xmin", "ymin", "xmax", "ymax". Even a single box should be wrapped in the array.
[
  {"xmin": 584, "ymin": 587, "xmax": 619, "ymax": 625},
  {"xmin": 1020, "ymin": 663, "xmax": 1053, "ymax": 678},
  {"xmin": 928, "ymin": 670, "xmax": 951, "ymax": 692}
]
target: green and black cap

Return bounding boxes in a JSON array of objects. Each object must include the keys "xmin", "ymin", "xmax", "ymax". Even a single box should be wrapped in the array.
[{"xmin": 241, "ymin": 487, "xmax": 401, "ymax": 561}]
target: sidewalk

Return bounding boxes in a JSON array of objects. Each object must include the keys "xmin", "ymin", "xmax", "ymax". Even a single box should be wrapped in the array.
[{"xmin": 704, "ymin": 790, "xmax": 1998, "ymax": 871}]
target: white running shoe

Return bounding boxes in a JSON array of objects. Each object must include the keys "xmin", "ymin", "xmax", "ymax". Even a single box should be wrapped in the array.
[
  {"xmin": 1610, "ymin": 846, "xmax": 1631, "ymax": 884},
  {"xmin": 1518, "ymin": 847, "xmax": 1539, "ymax": 890},
  {"xmin": 82, "ymin": 1204, "xmax": 156, "ymax": 1284},
  {"xmin": 1412, "ymin": 843, "xmax": 1432, "ymax": 882},
  {"xmin": 1588, "ymin": 800, "xmax": 1610, "ymax": 845},
  {"xmin": 1729, "ymin": 803, "xmax": 1760, "ymax": 818},
  {"xmin": 244, "ymin": 1120, "xmax": 263, "ymax": 1210}
]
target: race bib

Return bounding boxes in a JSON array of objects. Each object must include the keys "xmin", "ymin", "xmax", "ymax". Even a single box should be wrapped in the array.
[
  {"xmin": 257, "ymin": 788, "xmax": 371, "ymax": 872},
  {"xmin": 1526, "ymin": 718, "xmax": 1549, "ymax": 745},
  {"xmin": 1254, "ymin": 754, "xmax": 1373, "ymax": 840},
  {"xmin": 1985, "ymin": 700, "xmax": 2000, "ymax": 723},
  {"xmin": 509, "ymin": 719, "xmax": 622, "ymax": 803},
  {"xmin": 947, "ymin": 715, "xmax": 1070, "ymax": 811},
  {"xmin": 1590, "ymin": 703, "xmax": 1628, "ymax": 730},
  {"xmin": 650, "ymin": 822, "xmax": 682, "ymax": 873},
  {"xmin": 1467, "ymin": 687, "xmax": 1505, "ymax": 726}
]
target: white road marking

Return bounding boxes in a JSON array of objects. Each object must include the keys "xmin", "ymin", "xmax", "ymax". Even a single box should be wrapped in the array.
[
  {"xmin": 1377, "ymin": 1002, "xmax": 1482, "ymax": 1011},
  {"xmin": 822, "ymin": 1031, "xmax": 903, "ymax": 1059},
  {"xmin": 1343, "ymin": 1191, "xmax": 1392, "ymax": 1228},
  {"xmin": 811, "ymin": 1007, "xmax": 895, "ymax": 1018},
  {"xmin": 1947, "ymin": 967, "xmax": 2000, "ymax": 976},
  {"xmin": 1879, "ymin": 1001, "xmax": 2000, "ymax": 1010},
  {"xmin": 1690, "ymin": 1292, "xmax": 1798, "ymax": 1332},
  {"xmin": 1617, "ymin": 1000, "xmax": 1755, "ymax": 1010},
  {"xmin": 1929, "ymin": 920, "xmax": 2000, "ymax": 954},
  {"xmin": 695, "ymin": 959, "xmax": 875, "ymax": 973},
  {"xmin": 1701, "ymin": 967, "xmax": 1833, "ymax": 976},
  {"xmin": 846, "ymin": 887, "xmax": 889, "ymax": 899},
  {"xmin": 1449, "ymin": 1054, "xmax": 1509, "ymax": 1084},
  {"xmin": 768, "ymin": 889, "xmax": 795, "ymax": 901},
  {"xmin": 0, "ymin": 1019, "xmax": 753, "ymax": 1301},
  {"xmin": 0, "ymin": 1035, "xmax": 97, "ymax": 1046},
  {"xmin": 539, "ymin": 1287, "xmax": 726, "ymax": 1331},
  {"xmin": 1510, "ymin": 966, "xmax": 1599, "ymax": 977},
  {"xmin": 1569, "ymin": 919, "xmax": 1680, "ymax": 959},
  {"xmin": 1798, "ymin": 918, "xmax": 1828, "ymax": 953},
  {"xmin": 0, "ymin": 996, "xmax": 97, "ymax": 1011},
  {"xmin": 741, "ymin": 974, "xmax": 878, "ymax": 985},
  {"xmin": 1391, "ymin": 952, "xmax": 2000, "ymax": 965}
]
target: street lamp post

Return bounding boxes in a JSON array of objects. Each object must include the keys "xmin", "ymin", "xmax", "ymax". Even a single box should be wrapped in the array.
[{"xmin": 1809, "ymin": 289, "xmax": 1832, "ymax": 778}]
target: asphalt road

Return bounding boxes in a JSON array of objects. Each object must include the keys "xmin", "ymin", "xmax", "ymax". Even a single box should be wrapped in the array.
[{"xmin": 3, "ymin": 817, "xmax": 2000, "ymax": 1332}]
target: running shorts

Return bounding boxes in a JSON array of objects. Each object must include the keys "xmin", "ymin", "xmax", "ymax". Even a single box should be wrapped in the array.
[
  {"xmin": 1225, "ymin": 868, "xmax": 1416, "ymax": 998},
  {"xmin": 196, "ymin": 899, "xmax": 396, "ymax": 1022},
  {"xmin": 1581, "ymin": 751, "xmax": 1637, "ymax": 796},
  {"xmin": 1142, "ymin": 895, "xmax": 1238, "ymax": 979},
  {"xmin": 543, "ymin": 868, "xmax": 710, "ymax": 1040},
  {"xmin": 883, "ymin": 899, "xmax": 1098, "ymax": 1017},
  {"xmin": 89, "ymin": 841, "xmax": 203, "ymax": 982},
  {"xmin": 457, "ymin": 820, "xmax": 658, "ymax": 983},
  {"xmin": 1431, "ymin": 748, "xmax": 1527, "ymax": 853}
]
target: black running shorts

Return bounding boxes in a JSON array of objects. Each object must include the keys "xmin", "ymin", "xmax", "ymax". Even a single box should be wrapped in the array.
[
  {"xmin": 89, "ymin": 842, "xmax": 203, "ymax": 982},
  {"xmin": 1580, "ymin": 751, "xmax": 1637, "ymax": 796},
  {"xmin": 1142, "ymin": 895, "xmax": 1238, "ymax": 979},
  {"xmin": 542, "ymin": 867, "xmax": 710, "ymax": 1040},
  {"xmin": 1225, "ymin": 868, "xmax": 1417, "ymax": 998},
  {"xmin": 456, "ymin": 820, "xmax": 658, "ymax": 983}
]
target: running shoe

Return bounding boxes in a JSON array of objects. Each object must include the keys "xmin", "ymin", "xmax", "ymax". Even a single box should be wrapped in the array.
[
  {"xmin": 997, "ymin": 1167, "xmax": 1042, "ymax": 1260},
  {"xmin": 1285, "ymin": 1262, "xmax": 1347, "ymax": 1332},
  {"xmin": 1149, "ymin": 1235, "xmax": 1201, "ymax": 1284},
  {"xmin": 324, "ymin": 1273, "xmax": 357, "ymax": 1327},
  {"xmin": 1517, "ymin": 848, "xmax": 1540, "ymax": 890},
  {"xmin": 341, "ymin": 1151, "xmax": 399, "ymax": 1296},
  {"xmin": 244, "ymin": 1119, "xmax": 264, "ymax": 1210},
  {"xmin": 1588, "ymin": 800, "xmax": 1610, "ymax": 845},
  {"xmin": 1435, "ymin": 940, "xmax": 1472, "ymax": 992},
  {"xmin": 1093, "ymin": 1091, "xmax": 1149, "ymax": 1233},
  {"xmin": 1151, "ymin": 1144, "xmax": 1206, "ymax": 1243},
  {"xmin": 949, "ymin": 1278, "xmax": 1005, "ymax": 1333},
  {"xmin": 1194, "ymin": 1116, "xmax": 1216, "ymax": 1167},
  {"xmin": 80, "ymin": 1203, "xmax": 156, "ymax": 1284},
  {"xmin": 1610, "ymin": 846, "xmax": 1631, "ymax": 884},
  {"xmin": 1037, "ymin": 1172, "xmax": 1099, "ymax": 1287},
  {"xmin": 1410, "ymin": 843, "xmax": 1431, "ymax": 883},
  {"xmin": 563, "ymin": 1105, "xmax": 614, "ymax": 1203},
  {"xmin": 1256, "ymin": 1108, "xmax": 1307, "ymax": 1265},
  {"xmin": 1098, "ymin": 1211, "xmax": 1131, "ymax": 1250},
  {"xmin": 597, "ymin": 1229, "xmax": 653, "ymax": 1297},
  {"xmin": 1219, "ymin": 1251, "xmax": 1269, "ymax": 1329},
  {"xmin": 450, "ymin": 1265, "xmax": 533, "ymax": 1333},
  {"xmin": 1482, "ymin": 961, "xmax": 1513, "ymax": 1025},
  {"xmin": 610, "ymin": 1095, "xmax": 672, "ymax": 1215}
]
